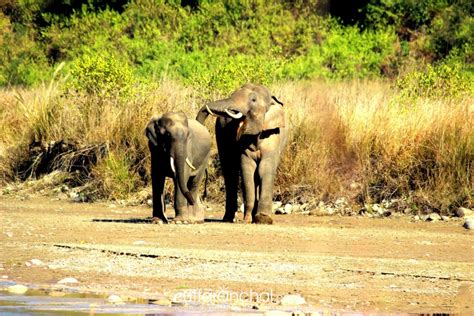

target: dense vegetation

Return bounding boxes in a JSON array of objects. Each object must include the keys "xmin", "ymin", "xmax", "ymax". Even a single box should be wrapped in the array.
[{"xmin": 0, "ymin": 0, "xmax": 472, "ymax": 214}]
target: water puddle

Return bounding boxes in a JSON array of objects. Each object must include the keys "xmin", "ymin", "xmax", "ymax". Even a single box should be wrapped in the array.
[{"xmin": 0, "ymin": 282, "xmax": 262, "ymax": 315}]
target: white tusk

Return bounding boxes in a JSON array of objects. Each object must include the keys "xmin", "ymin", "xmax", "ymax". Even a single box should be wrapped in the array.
[
  {"xmin": 170, "ymin": 157, "xmax": 176, "ymax": 174},
  {"xmin": 186, "ymin": 157, "xmax": 196, "ymax": 170},
  {"xmin": 225, "ymin": 109, "xmax": 243, "ymax": 119},
  {"xmin": 206, "ymin": 104, "xmax": 216, "ymax": 116}
]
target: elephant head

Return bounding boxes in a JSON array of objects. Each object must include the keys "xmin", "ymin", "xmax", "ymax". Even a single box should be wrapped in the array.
[
  {"xmin": 145, "ymin": 112, "xmax": 195, "ymax": 205},
  {"xmin": 197, "ymin": 84, "xmax": 284, "ymax": 140}
]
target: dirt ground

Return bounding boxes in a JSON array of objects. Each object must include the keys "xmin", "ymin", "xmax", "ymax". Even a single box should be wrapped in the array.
[{"xmin": 1, "ymin": 196, "xmax": 473, "ymax": 314}]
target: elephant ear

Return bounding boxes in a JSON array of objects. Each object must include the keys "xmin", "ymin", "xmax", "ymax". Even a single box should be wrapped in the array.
[
  {"xmin": 145, "ymin": 117, "xmax": 160, "ymax": 146},
  {"xmin": 263, "ymin": 103, "xmax": 286, "ymax": 132}
]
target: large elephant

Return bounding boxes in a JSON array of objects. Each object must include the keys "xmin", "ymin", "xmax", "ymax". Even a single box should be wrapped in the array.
[
  {"xmin": 196, "ymin": 84, "xmax": 288, "ymax": 224},
  {"xmin": 145, "ymin": 112, "xmax": 211, "ymax": 224}
]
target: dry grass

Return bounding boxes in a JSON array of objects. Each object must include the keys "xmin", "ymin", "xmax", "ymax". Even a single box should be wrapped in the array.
[{"xmin": 1, "ymin": 78, "xmax": 472, "ymax": 212}]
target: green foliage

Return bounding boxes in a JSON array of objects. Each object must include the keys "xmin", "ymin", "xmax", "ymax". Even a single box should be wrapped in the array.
[
  {"xmin": 396, "ymin": 60, "xmax": 473, "ymax": 99},
  {"xmin": 68, "ymin": 52, "xmax": 135, "ymax": 98},
  {"xmin": 282, "ymin": 25, "xmax": 397, "ymax": 79},
  {"xmin": 0, "ymin": 0, "xmax": 472, "ymax": 88}
]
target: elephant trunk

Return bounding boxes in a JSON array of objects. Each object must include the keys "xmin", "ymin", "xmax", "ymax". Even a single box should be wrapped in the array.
[
  {"xmin": 197, "ymin": 99, "xmax": 242, "ymax": 123},
  {"xmin": 172, "ymin": 142, "xmax": 195, "ymax": 206}
]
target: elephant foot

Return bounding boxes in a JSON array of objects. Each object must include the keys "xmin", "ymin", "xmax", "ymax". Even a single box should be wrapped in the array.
[
  {"xmin": 151, "ymin": 217, "xmax": 168, "ymax": 224},
  {"xmin": 253, "ymin": 213, "xmax": 273, "ymax": 225},
  {"xmin": 243, "ymin": 214, "xmax": 252, "ymax": 224},
  {"xmin": 172, "ymin": 214, "xmax": 204, "ymax": 224}
]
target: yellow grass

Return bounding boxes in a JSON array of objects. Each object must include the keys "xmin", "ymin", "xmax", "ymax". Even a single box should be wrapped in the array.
[{"xmin": 1, "ymin": 78, "xmax": 472, "ymax": 212}]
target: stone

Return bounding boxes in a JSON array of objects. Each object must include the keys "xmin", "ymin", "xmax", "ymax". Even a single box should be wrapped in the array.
[
  {"xmin": 57, "ymin": 277, "xmax": 79, "ymax": 284},
  {"xmin": 147, "ymin": 199, "xmax": 153, "ymax": 207},
  {"xmin": 30, "ymin": 259, "xmax": 44, "ymax": 266},
  {"xmin": 284, "ymin": 204, "xmax": 293, "ymax": 214},
  {"xmin": 413, "ymin": 215, "xmax": 420, "ymax": 221},
  {"xmin": 150, "ymin": 298, "xmax": 172, "ymax": 306},
  {"xmin": 8, "ymin": 284, "xmax": 28, "ymax": 294},
  {"xmin": 280, "ymin": 294, "xmax": 306, "ymax": 306},
  {"xmin": 463, "ymin": 218, "xmax": 474, "ymax": 230},
  {"xmin": 264, "ymin": 311, "xmax": 292, "ymax": 316},
  {"xmin": 456, "ymin": 207, "xmax": 473, "ymax": 218},
  {"xmin": 107, "ymin": 294, "xmax": 124, "ymax": 304},
  {"xmin": 272, "ymin": 201, "xmax": 283, "ymax": 211},
  {"xmin": 426, "ymin": 213, "xmax": 441, "ymax": 222}
]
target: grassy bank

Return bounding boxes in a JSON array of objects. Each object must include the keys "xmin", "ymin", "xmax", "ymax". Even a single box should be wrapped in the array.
[{"xmin": 1, "ymin": 74, "xmax": 472, "ymax": 214}]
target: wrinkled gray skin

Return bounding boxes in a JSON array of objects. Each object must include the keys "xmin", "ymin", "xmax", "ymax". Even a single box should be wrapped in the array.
[
  {"xmin": 145, "ymin": 112, "xmax": 211, "ymax": 224},
  {"xmin": 196, "ymin": 84, "xmax": 288, "ymax": 224}
]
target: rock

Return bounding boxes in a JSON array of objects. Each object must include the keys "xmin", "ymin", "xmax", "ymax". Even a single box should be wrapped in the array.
[
  {"xmin": 57, "ymin": 277, "xmax": 79, "ymax": 284},
  {"xmin": 147, "ymin": 199, "xmax": 153, "ymax": 207},
  {"xmin": 264, "ymin": 311, "xmax": 292, "ymax": 316},
  {"xmin": 8, "ymin": 284, "xmax": 29, "ymax": 294},
  {"xmin": 426, "ymin": 213, "xmax": 441, "ymax": 222},
  {"xmin": 272, "ymin": 201, "xmax": 283, "ymax": 212},
  {"xmin": 29, "ymin": 259, "xmax": 44, "ymax": 266},
  {"xmin": 403, "ymin": 208, "xmax": 412, "ymax": 214},
  {"xmin": 107, "ymin": 294, "xmax": 124, "ymax": 304},
  {"xmin": 456, "ymin": 207, "xmax": 473, "ymax": 218},
  {"xmin": 151, "ymin": 298, "xmax": 172, "ymax": 306},
  {"xmin": 441, "ymin": 215, "xmax": 450, "ymax": 221},
  {"xmin": 463, "ymin": 218, "xmax": 474, "ymax": 230},
  {"xmin": 413, "ymin": 215, "xmax": 420, "ymax": 221},
  {"xmin": 280, "ymin": 294, "xmax": 306, "ymax": 306},
  {"xmin": 132, "ymin": 240, "xmax": 147, "ymax": 245},
  {"xmin": 284, "ymin": 204, "xmax": 293, "ymax": 214}
]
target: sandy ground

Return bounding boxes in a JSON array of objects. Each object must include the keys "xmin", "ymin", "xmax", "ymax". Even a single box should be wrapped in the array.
[{"xmin": 0, "ymin": 196, "xmax": 473, "ymax": 314}]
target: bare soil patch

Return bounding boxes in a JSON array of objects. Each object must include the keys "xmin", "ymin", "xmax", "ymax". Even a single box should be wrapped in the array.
[{"xmin": 1, "ymin": 196, "xmax": 473, "ymax": 314}]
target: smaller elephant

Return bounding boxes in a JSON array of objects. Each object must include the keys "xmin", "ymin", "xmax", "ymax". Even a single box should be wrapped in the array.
[{"xmin": 145, "ymin": 112, "xmax": 211, "ymax": 224}]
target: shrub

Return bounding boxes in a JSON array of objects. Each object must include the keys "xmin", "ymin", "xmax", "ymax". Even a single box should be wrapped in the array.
[
  {"xmin": 396, "ymin": 60, "xmax": 473, "ymax": 99},
  {"xmin": 68, "ymin": 52, "xmax": 135, "ymax": 98}
]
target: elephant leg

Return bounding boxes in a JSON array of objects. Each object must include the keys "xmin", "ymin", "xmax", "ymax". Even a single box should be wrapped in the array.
[
  {"xmin": 241, "ymin": 155, "xmax": 257, "ymax": 223},
  {"xmin": 254, "ymin": 158, "xmax": 276, "ymax": 225},
  {"xmin": 150, "ymin": 151, "xmax": 168, "ymax": 224},
  {"xmin": 216, "ymin": 122, "xmax": 240, "ymax": 223},
  {"xmin": 173, "ymin": 177, "xmax": 189, "ymax": 222},
  {"xmin": 189, "ymin": 171, "xmax": 205, "ymax": 223}
]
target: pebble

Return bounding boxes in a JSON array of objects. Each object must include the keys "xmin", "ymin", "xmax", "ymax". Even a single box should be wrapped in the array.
[
  {"xmin": 426, "ymin": 213, "xmax": 441, "ymax": 222},
  {"xmin": 29, "ymin": 259, "xmax": 44, "ymax": 266},
  {"xmin": 107, "ymin": 294, "xmax": 124, "ymax": 304},
  {"xmin": 8, "ymin": 284, "xmax": 29, "ymax": 294},
  {"xmin": 280, "ymin": 294, "xmax": 306, "ymax": 306},
  {"xmin": 57, "ymin": 277, "xmax": 79, "ymax": 284},
  {"xmin": 456, "ymin": 207, "xmax": 473, "ymax": 218},
  {"xmin": 463, "ymin": 218, "xmax": 474, "ymax": 230},
  {"xmin": 150, "ymin": 298, "xmax": 172, "ymax": 306},
  {"xmin": 147, "ymin": 199, "xmax": 153, "ymax": 207},
  {"xmin": 264, "ymin": 311, "xmax": 292, "ymax": 316},
  {"xmin": 132, "ymin": 241, "xmax": 147, "ymax": 245}
]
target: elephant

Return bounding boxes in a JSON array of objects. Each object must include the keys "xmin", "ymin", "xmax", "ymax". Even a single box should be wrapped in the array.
[
  {"xmin": 145, "ymin": 112, "xmax": 211, "ymax": 224},
  {"xmin": 196, "ymin": 84, "xmax": 288, "ymax": 224}
]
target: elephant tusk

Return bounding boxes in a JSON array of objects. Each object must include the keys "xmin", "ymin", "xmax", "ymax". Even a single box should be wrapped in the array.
[
  {"xmin": 169, "ymin": 157, "xmax": 176, "ymax": 174},
  {"xmin": 225, "ymin": 109, "xmax": 243, "ymax": 119},
  {"xmin": 186, "ymin": 157, "xmax": 196, "ymax": 170},
  {"xmin": 205, "ymin": 104, "xmax": 216, "ymax": 116}
]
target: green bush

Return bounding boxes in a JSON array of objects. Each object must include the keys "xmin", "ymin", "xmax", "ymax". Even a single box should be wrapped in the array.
[
  {"xmin": 396, "ymin": 60, "xmax": 473, "ymax": 99},
  {"xmin": 282, "ymin": 24, "xmax": 398, "ymax": 80},
  {"xmin": 68, "ymin": 52, "xmax": 135, "ymax": 98}
]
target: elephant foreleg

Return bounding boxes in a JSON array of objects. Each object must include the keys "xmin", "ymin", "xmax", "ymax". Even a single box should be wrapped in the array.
[
  {"xmin": 189, "ymin": 171, "xmax": 205, "ymax": 223},
  {"xmin": 150, "ymin": 152, "xmax": 168, "ymax": 224},
  {"xmin": 173, "ymin": 177, "xmax": 189, "ymax": 222},
  {"xmin": 241, "ymin": 155, "xmax": 257, "ymax": 223},
  {"xmin": 254, "ymin": 158, "xmax": 276, "ymax": 224}
]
